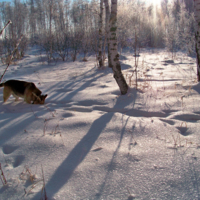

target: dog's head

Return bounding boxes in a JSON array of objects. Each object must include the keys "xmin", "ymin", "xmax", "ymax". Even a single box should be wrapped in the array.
[{"xmin": 32, "ymin": 93, "xmax": 48, "ymax": 104}]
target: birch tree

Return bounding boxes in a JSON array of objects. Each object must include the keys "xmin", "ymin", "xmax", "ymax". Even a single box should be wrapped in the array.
[
  {"xmin": 104, "ymin": 0, "xmax": 111, "ymax": 68},
  {"xmin": 194, "ymin": 0, "xmax": 200, "ymax": 81},
  {"xmin": 98, "ymin": 0, "xmax": 104, "ymax": 67},
  {"xmin": 108, "ymin": 0, "xmax": 128, "ymax": 94}
]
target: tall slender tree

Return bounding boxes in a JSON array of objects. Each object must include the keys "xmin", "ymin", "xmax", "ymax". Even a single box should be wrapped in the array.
[
  {"xmin": 194, "ymin": 0, "xmax": 200, "ymax": 81},
  {"xmin": 98, "ymin": 0, "xmax": 104, "ymax": 68},
  {"xmin": 108, "ymin": 0, "xmax": 128, "ymax": 94},
  {"xmin": 104, "ymin": 0, "xmax": 111, "ymax": 67}
]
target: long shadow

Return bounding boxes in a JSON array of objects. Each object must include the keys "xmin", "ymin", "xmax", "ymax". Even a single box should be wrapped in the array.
[
  {"xmin": 0, "ymin": 110, "xmax": 34, "ymax": 146},
  {"xmin": 138, "ymin": 78, "xmax": 182, "ymax": 82},
  {"xmin": 95, "ymin": 116, "xmax": 130, "ymax": 199},
  {"xmin": 58, "ymin": 72, "xmax": 106, "ymax": 102},
  {"xmin": 32, "ymin": 112, "xmax": 115, "ymax": 199},
  {"xmin": 0, "ymin": 98, "xmax": 52, "ymax": 147},
  {"xmin": 95, "ymin": 90, "xmax": 137, "ymax": 199},
  {"xmin": 188, "ymin": 159, "xmax": 200, "ymax": 199},
  {"xmin": 32, "ymin": 89, "xmax": 137, "ymax": 199},
  {"xmin": 45, "ymin": 68, "xmax": 109, "ymax": 103},
  {"xmin": 95, "ymin": 92, "xmax": 137, "ymax": 199},
  {"xmin": 192, "ymin": 83, "xmax": 200, "ymax": 94}
]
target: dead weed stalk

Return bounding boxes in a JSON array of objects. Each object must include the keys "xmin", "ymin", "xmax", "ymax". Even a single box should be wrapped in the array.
[
  {"xmin": 41, "ymin": 165, "xmax": 47, "ymax": 200},
  {"xmin": 0, "ymin": 163, "xmax": 7, "ymax": 186}
]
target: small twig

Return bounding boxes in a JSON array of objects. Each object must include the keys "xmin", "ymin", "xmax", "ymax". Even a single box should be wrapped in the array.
[
  {"xmin": 0, "ymin": 163, "xmax": 7, "ymax": 186},
  {"xmin": 44, "ymin": 105, "xmax": 56, "ymax": 117},
  {"xmin": 52, "ymin": 124, "xmax": 58, "ymax": 135},
  {"xmin": 22, "ymin": 179, "xmax": 43, "ymax": 197},
  {"xmin": 43, "ymin": 119, "xmax": 49, "ymax": 136},
  {"xmin": 2, "ymin": 154, "xmax": 8, "ymax": 166},
  {"xmin": 41, "ymin": 165, "xmax": 47, "ymax": 200},
  {"xmin": 52, "ymin": 120, "xmax": 61, "ymax": 135},
  {"xmin": 60, "ymin": 133, "xmax": 65, "ymax": 146}
]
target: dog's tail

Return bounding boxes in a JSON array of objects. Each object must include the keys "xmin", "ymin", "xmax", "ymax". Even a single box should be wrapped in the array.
[{"xmin": 0, "ymin": 83, "xmax": 4, "ymax": 88}]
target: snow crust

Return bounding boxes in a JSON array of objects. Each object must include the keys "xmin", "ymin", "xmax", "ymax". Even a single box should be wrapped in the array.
[{"xmin": 0, "ymin": 48, "xmax": 200, "ymax": 199}]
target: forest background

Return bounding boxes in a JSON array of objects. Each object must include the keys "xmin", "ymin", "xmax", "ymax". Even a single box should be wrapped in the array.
[
  {"xmin": 0, "ymin": 0, "xmax": 195, "ymax": 63},
  {"xmin": 1, "ymin": 1, "xmax": 200, "ymax": 199}
]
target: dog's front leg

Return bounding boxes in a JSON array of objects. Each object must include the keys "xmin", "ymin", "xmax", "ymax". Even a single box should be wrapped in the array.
[{"xmin": 24, "ymin": 96, "xmax": 32, "ymax": 104}]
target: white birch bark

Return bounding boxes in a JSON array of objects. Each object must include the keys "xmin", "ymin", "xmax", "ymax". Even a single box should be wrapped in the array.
[
  {"xmin": 108, "ymin": 0, "xmax": 128, "ymax": 94},
  {"xmin": 104, "ymin": 0, "xmax": 112, "ymax": 68},
  {"xmin": 194, "ymin": 0, "xmax": 200, "ymax": 81},
  {"xmin": 98, "ymin": 0, "xmax": 104, "ymax": 68}
]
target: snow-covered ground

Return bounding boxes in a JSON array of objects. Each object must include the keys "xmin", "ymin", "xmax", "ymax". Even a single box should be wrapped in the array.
[{"xmin": 0, "ymin": 48, "xmax": 200, "ymax": 200}]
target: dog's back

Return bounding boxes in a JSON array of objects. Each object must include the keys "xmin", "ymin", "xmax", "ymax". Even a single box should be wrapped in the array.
[{"xmin": 2, "ymin": 80, "xmax": 40, "ymax": 97}]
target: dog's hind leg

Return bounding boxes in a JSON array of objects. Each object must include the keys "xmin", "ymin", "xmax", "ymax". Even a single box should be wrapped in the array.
[
  {"xmin": 12, "ymin": 93, "xmax": 19, "ymax": 101},
  {"xmin": 3, "ymin": 86, "xmax": 12, "ymax": 102}
]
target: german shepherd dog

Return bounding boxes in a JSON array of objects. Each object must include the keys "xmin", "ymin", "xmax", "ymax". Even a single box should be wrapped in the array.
[{"xmin": 0, "ymin": 80, "xmax": 47, "ymax": 104}]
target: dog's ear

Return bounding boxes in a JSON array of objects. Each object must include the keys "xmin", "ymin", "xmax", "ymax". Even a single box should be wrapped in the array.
[{"xmin": 44, "ymin": 94, "xmax": 48, "ymax": 99}]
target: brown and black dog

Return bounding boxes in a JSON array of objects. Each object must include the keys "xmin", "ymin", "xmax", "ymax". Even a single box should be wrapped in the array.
[{"xmin": 0, "ymin": 80, "xmax": 47, "ymax": 104}]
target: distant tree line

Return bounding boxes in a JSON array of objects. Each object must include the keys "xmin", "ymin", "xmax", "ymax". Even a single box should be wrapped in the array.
[{"xmin": 0, "ymin": 0, "xmax": 195, "ymax": 62}]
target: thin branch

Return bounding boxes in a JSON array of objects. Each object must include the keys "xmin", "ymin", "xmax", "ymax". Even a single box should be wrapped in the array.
[
  {"xmin": 41, "ymin": 165, "xmax": 47, "ymax": 200},
  {"xmin": 0, "ymin": 34, "xmax": 23, "ymax": 83},
  {"xmin": 0, "ymin": 20, "xmax": 12, "ymax": 37},
  {"xmin": 0, "ymin": 163, "xmax": 7, "ymax": 186}
]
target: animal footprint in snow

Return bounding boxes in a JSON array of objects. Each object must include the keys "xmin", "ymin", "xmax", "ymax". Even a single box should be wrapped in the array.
[
  {"xmin": 176, "ymin": 126, "xmax": 188, "ymax": 136},
  {"xmin": 3, "ymin": 155, "xmax": 25, "ymax": 169},
  {"xmin": 172, "ymin": 113, "xmax": 200, "ymax": 122},
  {"xmin": 159, "ymin": 118, "xmax": 175, "ymax": 126},
  {"xmin": 13, "ymin": 155, "xmax": 25, "ymax": 168},
  {"xmin": 2, "ymin": 145, "xmax": 19, "ymax": 154},
  {"xmin": 92, "ymin": 147, "xmax": 103, "ymax": 152},
  {"xmin": 176, "ymin": 122, "xmax": 188, "ymax": 136}
]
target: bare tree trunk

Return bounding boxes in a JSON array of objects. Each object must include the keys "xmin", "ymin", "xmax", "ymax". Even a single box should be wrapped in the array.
[
  {"xmin": 48, "ymin": 0, "xmax": 54, "ymax": 60},
  {"xmin": 104, "ymin": 0, "xmax": 112, "ymax": 68},
  {"xmin": 194, "ymin": 0, "xmax": 200, "ymax": 81},
  {"xmin": 98, "ymin": 0, "xmax": 104, "ymax": 68},
  {"xmin": 109, "ymin": 0, "xmax": 128, "ymax": 95}
]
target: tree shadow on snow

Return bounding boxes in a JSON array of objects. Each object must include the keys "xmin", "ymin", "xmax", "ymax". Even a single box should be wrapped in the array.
[
  {"xmin": 0, "ymin": 105, "xmax": 36, "ymax": 147},
  {"xmin": 192, "ymin": 82, "xmax": 200, "ymax": 94},
  {"xmin": 32, "ymin": 89, "xmax": 137, "ymax": 199},
  {"xmin": 95, "ymin": 115, "xmax": 131, "ymax": 199},
  {"xmin": 45, "ymin": 67, "xmax": 110, "ymax": 104}
]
